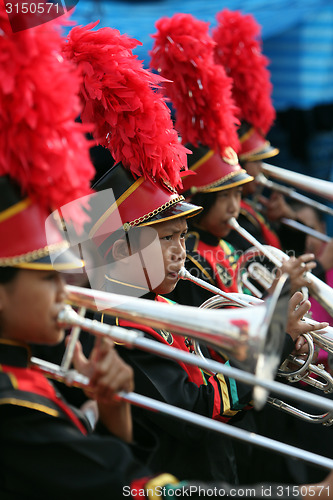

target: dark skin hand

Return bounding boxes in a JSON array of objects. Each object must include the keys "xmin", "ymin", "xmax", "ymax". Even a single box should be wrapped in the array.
[{"xmin": 71, "ymin": 337, "xmax": 134, "ymax": 442}]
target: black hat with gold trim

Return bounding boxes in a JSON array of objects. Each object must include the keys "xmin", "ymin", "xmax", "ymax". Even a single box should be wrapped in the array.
[
  {"xmin": 63, "ymin": 21, "xmax": 201, "ymax": 260},
  {"xmin": 0, "ymin": 12, "xmax": 95, "ymax": 270},
  {"xmin": 149, "ymin": 13, "xmax": 253, "ymax": 199},
  {"xmin": 212, "ymin": 9, "xmax": 279, "ymax": 163}
]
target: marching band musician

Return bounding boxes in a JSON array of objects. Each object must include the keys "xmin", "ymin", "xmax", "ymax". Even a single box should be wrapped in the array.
[
  {"xmin": 1, "ymin": 9, "xmax": 333, "ymax": 500},
  {"xmin": 64, "ymin": 18, "xmax": 329, "ymax": 485},
  {"xmin": 0, "ymin": 13, "xmax": 161, "ymax": 498},
  {"xmin": 211, "ymin": 9, "xmax": 288, "ymax": 253},
  {"xmin": 148, "ymin": 13, "xmax": 317, "ymax": 308}
]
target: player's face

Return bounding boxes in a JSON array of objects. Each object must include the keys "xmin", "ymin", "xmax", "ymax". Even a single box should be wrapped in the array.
[
  {"xmin": 0, "ymin": 269, "xmax": 67, "ymax": 345},
  {"xmin": 198, "ymin": 187, "xmax": 242, "ymax": 239},
  {"xmin": 151, "ymin": 217, "xmax": 187, "ymax": 295},
  {"xmin": 242, "ymin": 160, "xmax": 262, "ymax": 196}
]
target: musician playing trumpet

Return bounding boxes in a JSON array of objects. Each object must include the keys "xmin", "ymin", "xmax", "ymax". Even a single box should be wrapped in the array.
[
  {"xmin": 72, "ymin": 15, "xmax": 325, "ymax": 486},
  {"xmin": 2, "ymin": 11, "xmax": 333, "ymax": 500}
]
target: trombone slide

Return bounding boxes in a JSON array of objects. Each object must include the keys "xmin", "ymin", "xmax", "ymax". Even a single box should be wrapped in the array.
[
  {"xmin": 51, "ymin": 304, "xmax": 333, "ymax": 415},
  {"xmin": 31, "ymin": 356, "xmax": 333, "ymax": 470},
  {"xmin": 261, "ymin": 163, "xmax": 333, "ymax": 203},
  {"xmin": 256, "ymin": 173, "xmax": 333, "ymax": 217}
]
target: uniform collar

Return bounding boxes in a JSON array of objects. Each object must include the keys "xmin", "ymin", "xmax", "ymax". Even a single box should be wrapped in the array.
[
  {"xmin": 0, "ymin": 339, "xmax": 31, "ymax": 367},
  {"xmin": 104, "ymin": 275, "xmax": 156, "ymax": 300},
  {"xmin": 191, "ymin": 226, "xmax": 220, "ymax": 247}
]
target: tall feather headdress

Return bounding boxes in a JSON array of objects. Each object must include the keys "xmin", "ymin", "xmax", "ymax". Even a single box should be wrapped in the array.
[
  {"xmin": 0, "ymin": 9, "xmax": 95, "ymax": 268},
  {"xmin": 212, "ymin": 9, "xmax": 279, "ymax": 162},
  {"xmin": 150, "ymin": 13, "xmax": 239, "ymax": 155},
  {"xmin": 149, "ymin": 13, "xmax": 253, "ymax": 196},
  {"xmin": 63, "ymin": 21, "xmax": 188, "ymax": 190},
  {"xmin": 63, "ymin": 21, "xmax": 201, "ymax": 257}
]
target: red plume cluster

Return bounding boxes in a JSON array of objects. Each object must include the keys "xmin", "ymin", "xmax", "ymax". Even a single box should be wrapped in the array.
[
  {"xmin": 212, "ymin": 9, "xmax": 275, "ymax": 135},
  {"xmin": 63, "ymin": 21, "xmax": 188, "ymax": 189},
  {"xmin": 150, "ymin": 13, "xmax": 240, "ymax": 155},
  {"xmin": 0, "ymin": 10, "xmax": 95, "ymax": 220}
]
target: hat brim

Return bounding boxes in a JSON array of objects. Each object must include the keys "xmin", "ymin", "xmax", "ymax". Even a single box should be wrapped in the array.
[
  {"xmin": 140, "ymin": 200, "xmax": 202, "ymax": 226},
  {"xmin": 200, "ymin": 171, "xmax": 254, "ymax": 193},
  {"xmin": 239, "ymin": 144, "xmax": 280, "ymax": 163},
  {"xmin": 13, "ymin": 246, "xmax": 84, "ymax": 271}
]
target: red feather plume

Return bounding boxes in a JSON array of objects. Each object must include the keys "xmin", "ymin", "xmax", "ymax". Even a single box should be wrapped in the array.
[
  {"xmin": 212, "ymin": 9, "xmax": 275, "ymax": 134},
  {"xmin": 150, "ymin": 13, "xmax": 240, "ymax": 155},
  {"xmin": 63, "ymin": 21, "xmax": 188, "ymax": 190},
  {"xmin": 0, "ymin": 9, "xmax": 95, "ymax": 226}
]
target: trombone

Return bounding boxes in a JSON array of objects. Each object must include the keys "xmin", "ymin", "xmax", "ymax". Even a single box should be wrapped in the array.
[
  {"xmin": 261, "ymin": 162, "xmax": 333, "ymax": 204},
  {"xmin": 31, "ymin": 291, "xmax": 333, "ymax": 470},
  {"xmin": 256, "ymin": 171, "xmax": 333, "ymax": 217},
  {"xmin": 280, "ymin": 217, "xmax": 331, "ymax": 243}
]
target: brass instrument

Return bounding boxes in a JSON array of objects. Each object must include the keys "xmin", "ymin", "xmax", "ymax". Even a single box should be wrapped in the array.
[
  {"xmin": 180, "ymin": 265, "xmax": 333, "ymax": 424},
  {"xmin": 256, "ymin": 171, "xmax": 333, "ymax": 217},
  {"xmin": 261, "ymin": 162, "xmax": 333, "ymax": 203},
  {"xmin": 193, "ymin": 292, "xmax": 333, "ymax": 425},
  {"xmin": 64, "ymin": 275, "xmax": 291, "ymax": 409},
  {"xmin": 280, "ymin": 217, "xmax": 331, "ymax": 243},
  {"xmin": 228, "ymin": 216, "xmax": 333, "ymax": 318},
  {"xmin": 31, "ymin": 294, "xmax": 333, "ymax": 470}
]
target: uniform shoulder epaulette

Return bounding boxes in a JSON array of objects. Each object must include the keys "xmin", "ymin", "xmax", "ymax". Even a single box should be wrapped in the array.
[{"xmin": 0, "ymin": 370, "xmax": 62, "ymax": 418}]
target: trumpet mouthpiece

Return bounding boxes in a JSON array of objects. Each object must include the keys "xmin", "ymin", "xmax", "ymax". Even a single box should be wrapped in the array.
[
  {"xmin": 227, "ymin": 217, "xmax": 238, "ymax": 229},
  {"xmin": 178, "ymin": 267, "xmax": 187, "ymax": 278}
]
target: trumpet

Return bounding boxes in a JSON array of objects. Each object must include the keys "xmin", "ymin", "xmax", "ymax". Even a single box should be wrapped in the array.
[
  {"xmin": 229, "ymin": 216, "xmax": 333, "ymax": 318},
  {"xmin": 64, "ymin": 274, "xmax": 291, "ymax": 410},
  {"xmin": 261, "ymin": 162, "xmax": 333, "ymax": 203},
  {"xmin": 180, "ymin": 264, "xmax": 333, "ymax": 424},
  {"xmin": 31, "ymin": 295, "xmax": 333, "ymax": 469}
]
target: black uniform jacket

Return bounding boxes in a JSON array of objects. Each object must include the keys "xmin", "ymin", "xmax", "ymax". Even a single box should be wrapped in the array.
[
  {"xmin": 167, "ymin": 227, "xmax": 240, "ymax": 308},
  {"xmin": 99, "ymin": 277, "xmax": 258, "ymax": 485},
  {"xmin": 0, "ymin": 340, "xmax": 155, "ymax": 500}
]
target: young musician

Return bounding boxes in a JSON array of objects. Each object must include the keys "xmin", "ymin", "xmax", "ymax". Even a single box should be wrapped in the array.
[
  {"xmin": 212, "ymin": 9, "xmax": 286, "ymax": 252},
  {"xmin": 62, "ymin": 19, "xmax": 328, "ymax": 485},
  {"xmin": 148, "ymin": 13, "xmax": 317, "ymax": 308},
  {"xmin": 1, "ymin": 10, "xmax": 332, "ymax": 500}
]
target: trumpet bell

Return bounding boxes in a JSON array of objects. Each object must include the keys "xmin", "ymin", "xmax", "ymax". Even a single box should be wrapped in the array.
[
  {"xmin": 65, "ymin": 273, "xmax": 290, "ymax": 409},
  {"xmin": 195, "ymin": 274, "xmax": 290, "ymax": 407}
]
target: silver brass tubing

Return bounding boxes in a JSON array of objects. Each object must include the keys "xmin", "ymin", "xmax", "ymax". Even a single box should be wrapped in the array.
[
  {"xmin": 261, "ymin": 163, "xmax": 333, "ymax": 203},
  {"xmin": 280, "ymin": 218, "xmax": 331, "ymax": 243},
  {"xmin": 228, "ymin": 216, "xmax": 333, "ymax": 317},
  {"xmin": 55, "ymin": 302, "xmax": 333, "ymax": 414},
  {"xmin": 31, "ymin": 356, "xmax": 333, "ymax": 469},
  {"xmin": 256, "ymin": 173, "xmax": 333, "ymax": 217},
  {"xmin": 178, "ymin": 267, "xmax": 262, "ymax": 307}
]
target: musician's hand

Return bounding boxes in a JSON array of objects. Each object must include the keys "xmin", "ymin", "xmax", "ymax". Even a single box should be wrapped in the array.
[
  {"xmin": 259, "ymin": 192, "xmax": 296, "ymax": 222},
  {"xmin": 280, "ymin": 253, "xmax": 317, "ymax": 293},
  {"xmin": 71, "ymin": 337, "xmax": 134, "ymax": 402},
  {"xmin": 71, "ymin": 338, "xmax": 134, "ymax": 442},
  {"xmin": 285, "ymin": 291, "xmax": 329, "ymax": 342}
]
